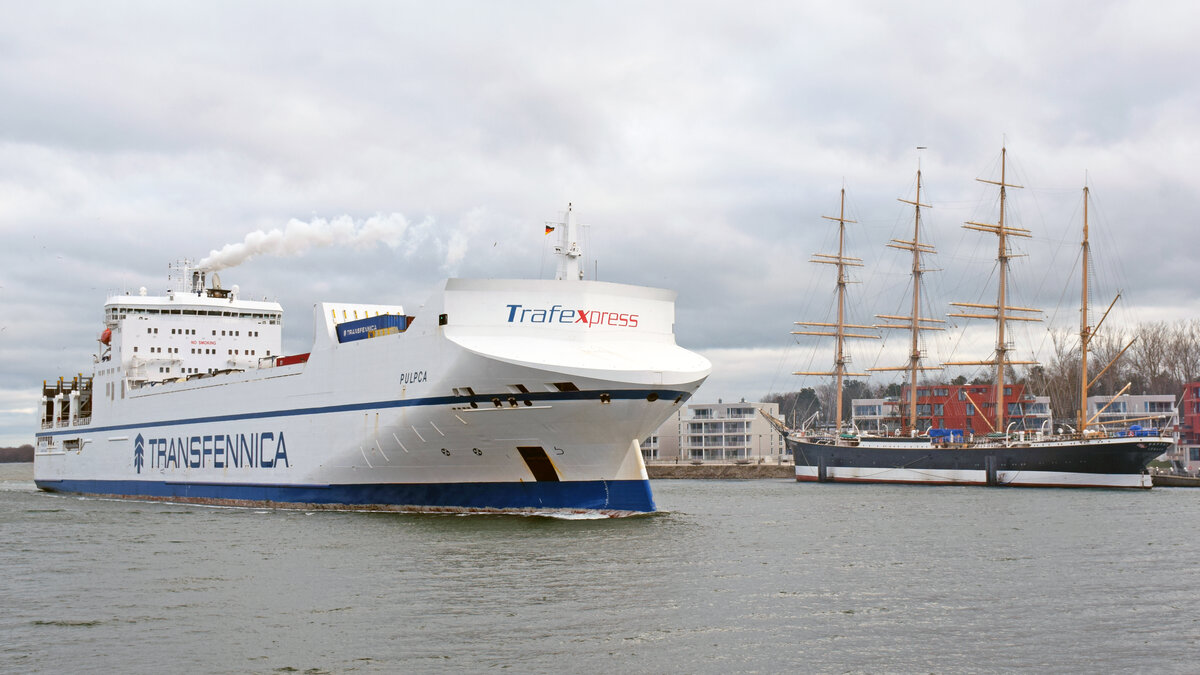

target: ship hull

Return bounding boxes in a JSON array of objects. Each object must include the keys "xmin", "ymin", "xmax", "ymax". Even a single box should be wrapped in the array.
[
  {"xmin": 788, "ymin": 435, "xmax": 1169, "ymax": 488},
  {"xmin": 34, "ymin": 477, "xmax": 655, "ymax": 513},
  {"xmin": 35, "ymin": 278, "xmax": 711, "ymax": 514}
]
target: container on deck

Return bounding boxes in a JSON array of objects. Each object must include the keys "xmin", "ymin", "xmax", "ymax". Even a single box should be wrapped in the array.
[
  {"xmin": 275, "ymin": 353, "xmax": 311, "ymax": 366},
  {"xmin": 336, "ymin": 315, "xmax": 408, "ymax": 343}
]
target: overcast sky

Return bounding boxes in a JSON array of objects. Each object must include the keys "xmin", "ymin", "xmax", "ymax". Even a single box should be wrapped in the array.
[{"xmin": 3, "ymin": 1, "xmax": 1199, "ymax": 446}]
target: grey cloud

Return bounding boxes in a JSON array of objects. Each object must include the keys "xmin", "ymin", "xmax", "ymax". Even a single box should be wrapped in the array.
[{"xmin": 3, "ymin": 2, "xmax": 1200, "ymax": 441}]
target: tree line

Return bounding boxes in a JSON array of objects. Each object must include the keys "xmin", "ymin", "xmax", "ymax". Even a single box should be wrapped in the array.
[
  {"xmin": 764, "ymin": 319, "xmax": 1200, "ymax": 429},
  {"xmin": 0, "ymin": 445, "xmax": 34, "ymax": 463}
]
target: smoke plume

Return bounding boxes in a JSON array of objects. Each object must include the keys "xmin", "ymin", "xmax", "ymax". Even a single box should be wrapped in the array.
[{"xmin": 197, "ymin": 214, "xmax": 412, "ymax": 271}]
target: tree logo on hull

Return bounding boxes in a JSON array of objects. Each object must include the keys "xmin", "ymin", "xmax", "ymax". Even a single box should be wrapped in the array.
[{"xmin": 133, "ymin": 434, "xmax": 145, "ymax": 474}]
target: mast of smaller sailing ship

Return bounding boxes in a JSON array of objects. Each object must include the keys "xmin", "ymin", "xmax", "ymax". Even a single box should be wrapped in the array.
[
  {"xmin": 946, "ymin": 147, "xmax": 1041, "ymax": 433},
  {"xmin": 870, "ymin": 167, "xmax": 945, "ymax": 433},
  {"xmin": 1079, "ymin": 187, "xmax": 1091, "ymax": 434},
  {"xmin": 1075, "ymin": 186, "xmax": 1133, "ymax": 435},
  {"xmin": 794, "ymin": 189, "xmax": 879, "ymax": 435}
]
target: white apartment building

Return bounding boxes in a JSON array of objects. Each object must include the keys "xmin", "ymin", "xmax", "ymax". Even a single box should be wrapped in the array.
[
  {"xmin": 851, "ymin": 398, "xmax": 899, "ymax": 433},
  {"xmin": 643, "ymin": 399, "xmax": 784, "ymax": 463},
  {"xmin": 1085, "ymin": 393, "xmax": 1176, "ymax": 430}
]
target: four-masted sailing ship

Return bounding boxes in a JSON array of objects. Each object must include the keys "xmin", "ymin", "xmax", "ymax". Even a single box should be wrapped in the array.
[{"xmin": 776, "ymin": 148, "xmax": 1171, "ymax": 488}]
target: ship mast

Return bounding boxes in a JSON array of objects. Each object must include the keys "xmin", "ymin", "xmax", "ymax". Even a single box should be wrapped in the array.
[
  {"xmin": 870, "ymin": 168, "xmax": 945, "ymax": 433},
  {"xmin": 946, "ymin": 147, "xmax": 1041, "ymax": 433},
  {"xmin": 1079, "ymin": 187, "xmax": 1091, "ymax": 434},
  {"xmin": 793, "ymin": 188, "xmax": 880, "ymax": 435},
  {"xmin": 1076, "ymin": 187, "xmax": 1132, "ymax": 434},
  {"xmin": 554, "ymin": 203, "xmax": 584, "ymax": 281}
]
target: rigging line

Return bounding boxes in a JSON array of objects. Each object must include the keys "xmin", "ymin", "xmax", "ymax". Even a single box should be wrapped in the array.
[
  {"xmin": 765, "ymin": 344, "xmax": 793, "ymax": 398},
  {"xmin": 1035, "ymin": 245, "xmax": 1083, "ymax": 362},
  {"xmin": 1088, "ymin": 187, "xmax": 1139, "ymax": 328},
  {"xmin": 942, "ymin": 259, "xmax": 1001, "ymax": 374}
]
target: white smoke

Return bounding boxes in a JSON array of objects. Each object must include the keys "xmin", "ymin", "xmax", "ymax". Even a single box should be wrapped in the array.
[{"xmin": 197, "ymin": 213, "xmax": 412, "ymax": 272}]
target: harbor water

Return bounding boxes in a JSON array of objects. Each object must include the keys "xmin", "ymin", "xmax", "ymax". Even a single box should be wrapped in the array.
[{"xmin": 2, "ymin": 462, "xmax": 1198, "ymax": 673}]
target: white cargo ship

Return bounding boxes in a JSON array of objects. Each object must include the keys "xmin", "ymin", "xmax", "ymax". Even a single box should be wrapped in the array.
[{"xmin": 34, "ymin": 206, "xmax": 711, "ymax": 514}]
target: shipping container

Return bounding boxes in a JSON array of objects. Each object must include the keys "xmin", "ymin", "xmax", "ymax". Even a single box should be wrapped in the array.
[{"xmin": 336, "ymin": 314, "xmax": 408, "ymax": 343}]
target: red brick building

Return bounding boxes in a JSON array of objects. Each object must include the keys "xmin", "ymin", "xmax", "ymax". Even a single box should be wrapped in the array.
[
  {"xmin": 896, "ymin": 383, "xmax": 1051, "ymax": 433},
  {"xmin": 1176, "ymin": 381, "xmax": 1200, "ymax": 472}
]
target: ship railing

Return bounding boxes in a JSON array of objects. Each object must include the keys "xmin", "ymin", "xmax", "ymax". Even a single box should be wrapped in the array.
[{"xmin": 41, "ymin": 420, "xmax": 53, "ymax": 430}]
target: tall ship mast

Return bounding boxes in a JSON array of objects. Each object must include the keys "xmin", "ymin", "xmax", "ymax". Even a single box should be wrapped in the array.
[
  {"xmin": 869, "ymin": 167, "xmax": 945, "ymax": 433},
  {"xmin": 1076, "ymin": 186, "xmax": 1136, "ymax": 435},
  {"xmin": 772, "ymin": 148, "xmax": 1171, "ymax": 488},
  {"xmin": 792, "ymin": 188, "xmax": 879, "ymax": 435},
  {"xmin": 1080, "ymin": 187, "xmax": 1095, "ymax": 434},
  {"xmin": 945, "ymin": 146, "xmax": 1042, "ymax": 433}
]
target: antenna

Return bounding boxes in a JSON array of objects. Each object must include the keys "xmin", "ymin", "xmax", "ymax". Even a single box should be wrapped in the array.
[{"xmin": 554, "ymin": 203, "xmax": 584, "ymax": 281}]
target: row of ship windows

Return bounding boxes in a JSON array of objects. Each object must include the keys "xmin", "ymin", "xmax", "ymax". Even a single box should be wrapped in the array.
[
  {"xmin": 109, "ymin": 308, "xmax": 280, "ymax": 320},
  {"xmin": 148, "ymin": 327, "xmax": 262, "ymax": 337},
  {"xmin": 134, "ymin": 347, "xmax": 263, "ymax": 356}
]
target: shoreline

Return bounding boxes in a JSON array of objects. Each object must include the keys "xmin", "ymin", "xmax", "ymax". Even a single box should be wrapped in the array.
[{"xmin": 646, "ymin": 463, "xmax": 793, "ymax": 479}]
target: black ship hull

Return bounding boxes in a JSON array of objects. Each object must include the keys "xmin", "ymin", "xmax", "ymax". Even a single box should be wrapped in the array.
[{"xmin": 787, "ymin": 434, "xmax": 1169, "ymax": 488}]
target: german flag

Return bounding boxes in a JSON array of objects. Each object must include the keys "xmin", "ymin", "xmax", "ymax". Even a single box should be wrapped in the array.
[{"xmin": 545, "ymin": 225, "xmax": 555, "ymax": 235}]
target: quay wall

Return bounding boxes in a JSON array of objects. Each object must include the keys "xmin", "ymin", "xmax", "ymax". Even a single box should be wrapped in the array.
[{"xmin": 646, "ymin": 463, "xmax": 793, "ymax": 479}]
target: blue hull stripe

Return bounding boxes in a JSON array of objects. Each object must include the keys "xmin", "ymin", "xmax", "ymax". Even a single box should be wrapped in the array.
[
  {"xmin": 36, "ymin": 388, "xmax": 692, "ymax": 439},
  {"xmin": 35, "ymin": 478, "xmax": 657, "ymax": 512}
]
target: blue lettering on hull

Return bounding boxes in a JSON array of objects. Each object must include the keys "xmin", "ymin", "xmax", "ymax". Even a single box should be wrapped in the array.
[
  {"xmin": 34, "ymin": 478, "xmax": 657, "ymax": 513},
  {"xmin": 145, "ymin": 432, "xmax": 289, "ymax": 470}
]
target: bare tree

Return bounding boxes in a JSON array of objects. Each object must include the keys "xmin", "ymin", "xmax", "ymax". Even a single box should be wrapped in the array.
[
  {"xmin": 1167, "ymin": 319, "xmax": 1200, "ymax": 389},
  {"xmin": 1090, "ymin": 328, "xmax": 1130, "ymax": 397},
  {"xmin": 1032, "ymin": 327, "xmax": 1080, "ymax": 424},
  {"xmin": 1129, "ymin": 322, "xmax": 1173, "ymax": 395}
]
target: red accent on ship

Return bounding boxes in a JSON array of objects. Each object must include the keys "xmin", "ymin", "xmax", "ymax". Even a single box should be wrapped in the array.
[{"xmin": 275, "ymin": 353, "xmax": 310, "ymax": 366}]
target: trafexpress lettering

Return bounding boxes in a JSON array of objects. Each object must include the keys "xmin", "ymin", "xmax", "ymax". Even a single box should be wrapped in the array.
[
  {"xmin": 143, "ymin": 432, "xmax": 290, "ymax": 469},
  {"xmin": 505, "ymin": 303, "xmax": 638, "ymax": 328}
]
